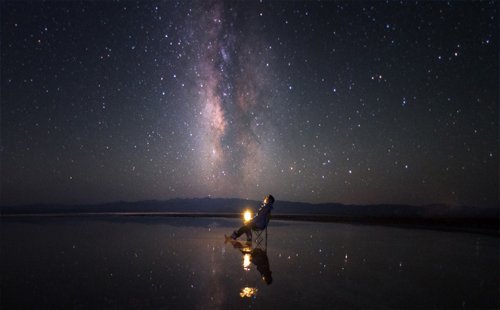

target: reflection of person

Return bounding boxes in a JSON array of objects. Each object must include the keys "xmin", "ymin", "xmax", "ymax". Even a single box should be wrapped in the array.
[
  {"xmin": 250, "ymin": 248, "xmax": 273, "ymax": 285},
  {"xmin": 226, "ymin": 241, "xmax": 273, "ymax": 285},
  {"xmin": 225, "ymin": 195, "xmax": 274, "ymax": 242}
]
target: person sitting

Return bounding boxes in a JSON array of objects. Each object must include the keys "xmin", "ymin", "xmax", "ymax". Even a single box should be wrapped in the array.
[{"xmin": 225, "ymin": 195, "xmax": 274, "ymax": 242}]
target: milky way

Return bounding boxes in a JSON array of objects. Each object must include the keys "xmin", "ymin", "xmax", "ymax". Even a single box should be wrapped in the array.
[
  {"xmin": 192, "ymin": 2, "xmax": 276, "ymax": 195},
  {"xmin": 1, "ymin": 1, "xmax": 498, "ymax": 207}
]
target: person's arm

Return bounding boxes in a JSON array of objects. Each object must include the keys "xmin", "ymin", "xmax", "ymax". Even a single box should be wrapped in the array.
[
  {"xmin": 244, "ymin": 203, "xmax": 266, "ymax": 225},
  {"xmin": 255, "ymin": 203, "xmax": 269, "ymax": 217},
  {"xmin": 251, "ymin": 202, "xmax": 270, "ymax": 223}
]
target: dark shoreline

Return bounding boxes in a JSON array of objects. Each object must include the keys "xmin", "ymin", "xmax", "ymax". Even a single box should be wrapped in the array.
[{"xmin": 2, "ymin": 212, "xmax": 498, "ymax": 236}]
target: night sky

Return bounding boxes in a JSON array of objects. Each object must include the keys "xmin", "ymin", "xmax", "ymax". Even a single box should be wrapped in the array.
[{"xmin": 1, "ymin": 1, "xmax": 498, "ymax": 208}]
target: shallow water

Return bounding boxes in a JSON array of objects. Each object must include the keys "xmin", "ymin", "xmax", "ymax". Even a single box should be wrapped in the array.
[{"xmin": 1, "ymin": 216, "xmax": 498, "ymax": 309}]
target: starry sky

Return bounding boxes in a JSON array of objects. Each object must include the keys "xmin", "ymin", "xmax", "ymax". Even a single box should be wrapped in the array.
[{"xmin": 1, "ymin": 1, "xmax": 498, "ymax": 208}]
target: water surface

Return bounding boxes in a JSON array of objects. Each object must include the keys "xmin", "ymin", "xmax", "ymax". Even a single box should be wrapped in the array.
[{"xmin": 1, "ymin": 216, "xmax": 498, "ymax": 309}]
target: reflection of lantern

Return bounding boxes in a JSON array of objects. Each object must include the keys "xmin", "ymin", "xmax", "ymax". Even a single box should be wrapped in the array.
[
  {"xmin": 244, "ymin": 211, "xmax": 251, "ymax": 221},
  {"xmin": 240, "ymin": 287, "xmax": 258, "ymax": 298},
  {"xmin": 243, "ymin": 253, "xmax": 251, "ymax": 271}
]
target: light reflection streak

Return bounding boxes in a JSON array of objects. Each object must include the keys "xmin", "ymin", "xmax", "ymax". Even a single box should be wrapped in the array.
[{"xmin": 243, "ymin": 253, "xmax": 251, "ymax": 271}]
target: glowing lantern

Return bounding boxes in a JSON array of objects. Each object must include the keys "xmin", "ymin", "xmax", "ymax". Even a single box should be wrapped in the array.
[{"xmin": 244, "ymin": 211, "xmax": 251, "ymax": 221}]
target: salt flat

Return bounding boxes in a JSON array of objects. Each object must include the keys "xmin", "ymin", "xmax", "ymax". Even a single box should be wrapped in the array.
[{"xmin": 1, "ymin": 216, "xmax": 498, "ymax": 309}]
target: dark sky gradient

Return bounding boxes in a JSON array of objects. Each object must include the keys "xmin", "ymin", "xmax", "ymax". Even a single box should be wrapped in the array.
[{"xmin": 1, "ymin": 1, "xmax": 498, "ymax": 207}]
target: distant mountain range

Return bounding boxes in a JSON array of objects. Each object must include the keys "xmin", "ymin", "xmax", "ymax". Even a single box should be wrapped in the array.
[{"xmin": 1, "ymin": 197, "xmax": 498, "ymax": 219}]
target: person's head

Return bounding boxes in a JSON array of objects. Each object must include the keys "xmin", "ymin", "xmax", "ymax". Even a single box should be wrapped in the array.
[
  {"xmin": 262, "ymin": 274, "xmax": 273, "ymax": 285},
  {"xmin": 265, "ymin": 195, "xmax": 274, "ymax": 204}
]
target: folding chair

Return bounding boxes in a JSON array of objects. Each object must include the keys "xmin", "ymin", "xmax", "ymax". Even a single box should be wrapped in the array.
[{"xmin": 252, "ymin": 212, "xmax": 271, "ymax": 251}]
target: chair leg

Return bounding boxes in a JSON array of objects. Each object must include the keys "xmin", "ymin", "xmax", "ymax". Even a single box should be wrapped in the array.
[
  {"xmin": 264, "ymin": 226, "xmax": 268, "ymax": 250},
  {"xmin": 252, "ymin": 226, "xmax": 269, "ymax": 252}
]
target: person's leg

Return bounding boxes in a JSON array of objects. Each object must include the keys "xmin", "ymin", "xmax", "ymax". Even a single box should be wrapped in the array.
[
  {"xmin": 234, "ymin": 224, "xmax": 252, "ymax": 238},
  {"xmin": 229, "ymin": 223, "xmax": 253, "ymax": 240},
  {"xmin": 245, "ymin": 230, "xmax": 253, "ymax": 242}
]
